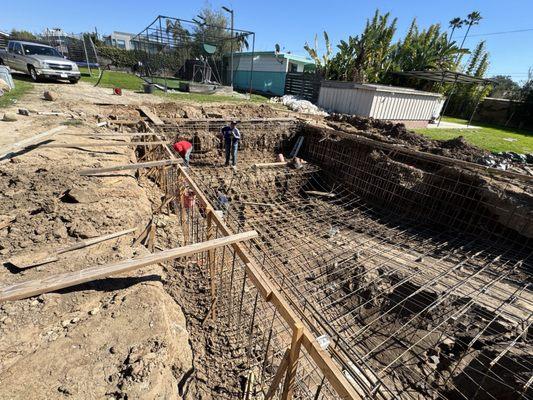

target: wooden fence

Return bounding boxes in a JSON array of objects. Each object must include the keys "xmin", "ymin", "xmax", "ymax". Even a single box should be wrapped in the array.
[{"xmin": 284, "ymin": 72, "xmax": 322, "ymax": 102}]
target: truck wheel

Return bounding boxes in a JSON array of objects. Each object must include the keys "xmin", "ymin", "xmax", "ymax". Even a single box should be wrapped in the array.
[
  {"xmin": 0, "ymin": 58, "xmax": 4, "ymax": 65},
  {"xmin": 28, "ymin": 66, "xmax": 39, "ymax": 82},
  {"xmin": 69, "ymin": 78, "xmax": 79, "ymax": 84}
]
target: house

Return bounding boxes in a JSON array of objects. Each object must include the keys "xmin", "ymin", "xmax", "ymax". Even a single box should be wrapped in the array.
[
  {"xmin": 103, "ymin": 31, "xmax": 138, "ymax": 50},
  {"xmin": 228, "ymin": 51, "xmax": 315, "ymax": 96}
]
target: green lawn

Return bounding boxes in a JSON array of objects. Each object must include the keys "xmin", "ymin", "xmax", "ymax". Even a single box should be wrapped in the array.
[
  {"xmin": 79, "ymin": 68, "xmax": 269, "ymax": 104},
  {"xmin": 0, "ymin": 77, "xmax": 33, "ymax": 108},
  {"xmin": 415, "ymin": 116, "xmax": 533, "ymax": 154},
  {"xmin": 79, "ymin": 68, "xmax": 145, "ymax": 91}
]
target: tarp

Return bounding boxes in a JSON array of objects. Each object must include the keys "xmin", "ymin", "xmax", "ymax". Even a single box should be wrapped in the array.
[{"xmin": 0, "ymin": 66, "xmax": 15, "ymax": 90}]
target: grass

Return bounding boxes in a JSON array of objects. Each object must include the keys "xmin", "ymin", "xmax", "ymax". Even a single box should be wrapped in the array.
[
  {"xmin": 415, "ymin": 116, "xmax": 533, "ymax": 154},
  {"xmin": 79, "ymin": 68, "xmax": 270, "ymax": 104},
  {"xmin": 79, "ymin": 68, "xmax": 145, "ymax": 91},
  {"xmin": 0, "ymin": 77, "xmax": 33, "ymax": 108}
]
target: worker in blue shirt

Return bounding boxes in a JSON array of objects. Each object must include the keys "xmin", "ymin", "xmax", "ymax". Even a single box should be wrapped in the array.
[{"xmin": 221, "ymin": 120, "xmax": 241, "ymax": 167}]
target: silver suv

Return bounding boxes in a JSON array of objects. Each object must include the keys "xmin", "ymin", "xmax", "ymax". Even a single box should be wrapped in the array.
[{"xmin": 0, "ymin": 40, "xmax": 81, "ymax": 83}]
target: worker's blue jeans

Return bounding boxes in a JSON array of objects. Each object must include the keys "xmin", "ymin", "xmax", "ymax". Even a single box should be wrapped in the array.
[
  {"xmin": 225, "ymin": 139, "xmax": 239, "ymax": 166},
  {"xmin": 183, "ymin": 147, "xmax": 192, "ymax": 167}
]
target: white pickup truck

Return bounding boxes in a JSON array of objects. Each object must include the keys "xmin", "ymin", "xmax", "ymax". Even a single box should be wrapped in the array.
[{"xmin": 0, "ymin": 40, "xmax": 80, "ymax": 83}]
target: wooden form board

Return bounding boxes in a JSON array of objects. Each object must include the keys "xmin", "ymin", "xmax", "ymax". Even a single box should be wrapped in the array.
[
  {"xmin": 0, "ymin": 126, "xmax": 67, "ymax": 160},
  {"xmin": 64, "ymin": 132, "xmax": 162, "ymax": 137},
  {"xmin": 138, "ymin": 106, "xmax": 164, "ymax": 126},
  {"xmin": 41, "ymin": 141, "xmax": 169, "ymax": 148},
  {"xmin": 79, "ymin": 159, "xmax": 180, "ymax": 175},
  {"xmin": 7, "ymin": 227, "xmax": 138, "ymax": 269},
  {"xmin": 0, "ymin": 230, "xmax": 257, "ymax": 302}
]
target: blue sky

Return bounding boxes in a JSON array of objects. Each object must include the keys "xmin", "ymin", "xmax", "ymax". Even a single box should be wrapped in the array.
[{"xmin": 3, "ymin": 0, "xmax": 532, "ymax": 83}]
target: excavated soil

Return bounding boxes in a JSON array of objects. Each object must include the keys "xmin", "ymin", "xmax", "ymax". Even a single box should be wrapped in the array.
[
  {"xmin": 326, "ymin": 114, "xmax": 490, "ymax": 162},
  {"xmin": 0, "ymin": 82, "xmax": 194, "ymax": 399}
]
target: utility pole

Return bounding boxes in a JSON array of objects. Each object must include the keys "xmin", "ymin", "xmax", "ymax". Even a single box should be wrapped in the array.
[{"xmin": 222, "ymin": 6, "xmax": 234, "ymax": 88}]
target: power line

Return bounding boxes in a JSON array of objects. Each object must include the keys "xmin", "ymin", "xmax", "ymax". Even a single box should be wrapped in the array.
[{"xmin": 466, "ymin": 28, "xmax": 533, "ymax": 37}]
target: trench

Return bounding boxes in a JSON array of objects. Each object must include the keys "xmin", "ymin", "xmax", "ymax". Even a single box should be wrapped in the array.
[{"xmin": 137, "ymin": 118, "xmax": 532, "ymax": 400}]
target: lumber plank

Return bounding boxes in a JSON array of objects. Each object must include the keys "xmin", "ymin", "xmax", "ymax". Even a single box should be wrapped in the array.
[
  {"xmin": 238, "ymin": 201, "xmax": 275, "ymax": 207},
  {"xmin": 64, "ymin": 132, "xmax": 161, "ymax": 137},
  {"xmin": 0, "ymin": 126, "xmax": 67, "ymax": 160},
  {"xmin": 304, "ymin": 190, "xmax": 336, "ymax": 198},
  {"xmin": 139, "ymin": 106, "xmax": 164, "ymax": 126},
  {"xmin": 41, "ymin": 141, "xmax": 169, "ymax": 148},
  {"xmin": 0, "ymin": 230, "xmax": 258, "ymax": 302},
  {"xmin": 79, "ymin": 159, "xmax": 180, "ymax": 175},
  {"xmin": 253, "ymin": 161, "xmax": 289, "ymax": 168},
  {"xmin": 8, "ymin": 227, "xmax": 138, "ymax": 269}
]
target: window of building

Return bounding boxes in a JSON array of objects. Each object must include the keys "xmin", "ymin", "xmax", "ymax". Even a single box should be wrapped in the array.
[
  {"xmin": 289, "ymin": 62, "xmax": 298, "ymax": 73},
  {"xmin": 116, "ymin": 39, "xmax": 126, "ymax": 49}
]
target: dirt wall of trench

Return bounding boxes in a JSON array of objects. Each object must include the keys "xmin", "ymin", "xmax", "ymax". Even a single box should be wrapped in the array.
[{"xmin": 298, "ymin": 124, "xmax": 533, "ymax": 243}]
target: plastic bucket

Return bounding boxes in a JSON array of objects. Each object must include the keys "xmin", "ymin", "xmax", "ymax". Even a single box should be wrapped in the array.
[{"xmin": 143, "ymin": 83, "xmax": 154, "ymax": 94}]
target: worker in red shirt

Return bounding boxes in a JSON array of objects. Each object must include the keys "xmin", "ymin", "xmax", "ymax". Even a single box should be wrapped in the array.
[{"xmin": 173, "ymin": 140, "xmax": 193, "ymax": 167}]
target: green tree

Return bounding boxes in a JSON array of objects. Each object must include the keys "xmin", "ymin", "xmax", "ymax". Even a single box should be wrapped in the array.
[
  {"xmin": 303, "ymin": 31, "xmax": 333, "ymax": 77},
  {"xmin": 448, "ymin": 17, "xmax": 464, "ymax": 42},
  {"xmin": 448, "ymin": 41, "xmax": 490, "ymax": 118},
  {"xmin": 488, "ymin": 76, "xmax": 521, "ymax": 99},
  {"xmin": 10, "ymin": 29, "xmax": 38, "ymax": 41},
  {"xmin": 328, "ymin": 10, "xmax": 397, "ymax": 82},
  {"xmin": 458, "ymin": 11, "xmax": 482, "ymax": 52},
  {"xmin": 391, "ymin": 20, "xmax": 467, "ymax": 73}
]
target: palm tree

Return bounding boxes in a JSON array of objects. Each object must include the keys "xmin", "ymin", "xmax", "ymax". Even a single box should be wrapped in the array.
[
  {"xmin": 459, "ymin": 11, "xmax": 482, "ymax": 50},
  {"xmin": 448, "ymin": 17, "xmax": 463, "ymax": 42}
]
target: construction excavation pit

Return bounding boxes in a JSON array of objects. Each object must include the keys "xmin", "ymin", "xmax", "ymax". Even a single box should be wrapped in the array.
[{"xmin": 1, "ymin": 101, "xmax": 532, "ymax": 400}]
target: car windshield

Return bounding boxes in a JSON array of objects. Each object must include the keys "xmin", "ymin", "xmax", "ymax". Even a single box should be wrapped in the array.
[{"xmin": 23, "ymin": 44, "xmax": 62, "ymax": 57}]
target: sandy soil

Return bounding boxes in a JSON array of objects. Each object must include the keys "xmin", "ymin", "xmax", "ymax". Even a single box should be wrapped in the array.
[{"xmin": 0, "ymin": 82, "xmax": 193, "ymax": 399}]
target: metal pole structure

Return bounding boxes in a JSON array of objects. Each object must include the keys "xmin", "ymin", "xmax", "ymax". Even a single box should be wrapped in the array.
[
  {"xmin": 437, "ymin": 74, "xmax": 459, "ymax": 127},
  {"xmin": 248, "ymin": 33, "xmax": 255, "ymax": 99},
  {"xmin": 81, "ymin": 33, "xmax": 92, "ymax": 76},
  {"xmin": 467, "ymin": 84, "xmax": 486, "ymax": 127},
  {"xmin": 158, "ymin": 16, "xmax": 168, "ymax": 92},
  {"xmin": 230, "ymin": 10, "xmax": 234, "ymax": 87},
  {"xmin": 222, "ymin": 7, "xmax": 234, "ymax": 87}
]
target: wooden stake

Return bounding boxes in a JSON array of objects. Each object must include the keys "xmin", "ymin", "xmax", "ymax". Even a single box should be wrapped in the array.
[
  {"xmin": 265, "ymin": 349, "xmax": 291, "ymax": 400},
  {"xmin": 206, "ymin": 211, "xmax": 217, "ymax": 319},
  {"xmin": 0, "ymin": 230, "xmax": 258, "ymax": 302},
  {"xmin": 281, "ymin": 324, "xmax": 304, "ymax": 400}
]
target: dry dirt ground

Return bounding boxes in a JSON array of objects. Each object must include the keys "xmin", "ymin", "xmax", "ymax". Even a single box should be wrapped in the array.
[{"xmin": 0, "ymin": 82, "xmax": 194, "ymax": 399}]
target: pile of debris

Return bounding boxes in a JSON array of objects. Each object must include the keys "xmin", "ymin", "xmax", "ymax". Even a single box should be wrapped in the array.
[{"xmin": 270, "ymin": 95, "xmax": 328, "ymax": 116}]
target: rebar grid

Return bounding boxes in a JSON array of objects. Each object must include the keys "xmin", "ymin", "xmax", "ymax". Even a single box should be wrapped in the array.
[
  {"xmin": 140, "ymin": 122, "xmax": 532, "ymax": 399},
  {"xmin": 161, "ymin": 180, "xmax": 340, "ymax": 399},
  {"xmin": 183, "ymin": 159, "xmax": 532, "ymax": 400}
]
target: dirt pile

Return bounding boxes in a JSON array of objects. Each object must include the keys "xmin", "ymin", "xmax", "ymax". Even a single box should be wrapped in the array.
[
  {"xmin": 152, "ymin": 102, "xmax": 287, "ymax": 121},
  {"xmin": 326, "ymin": 113, "xmax": 489, "ymax": 162}
]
